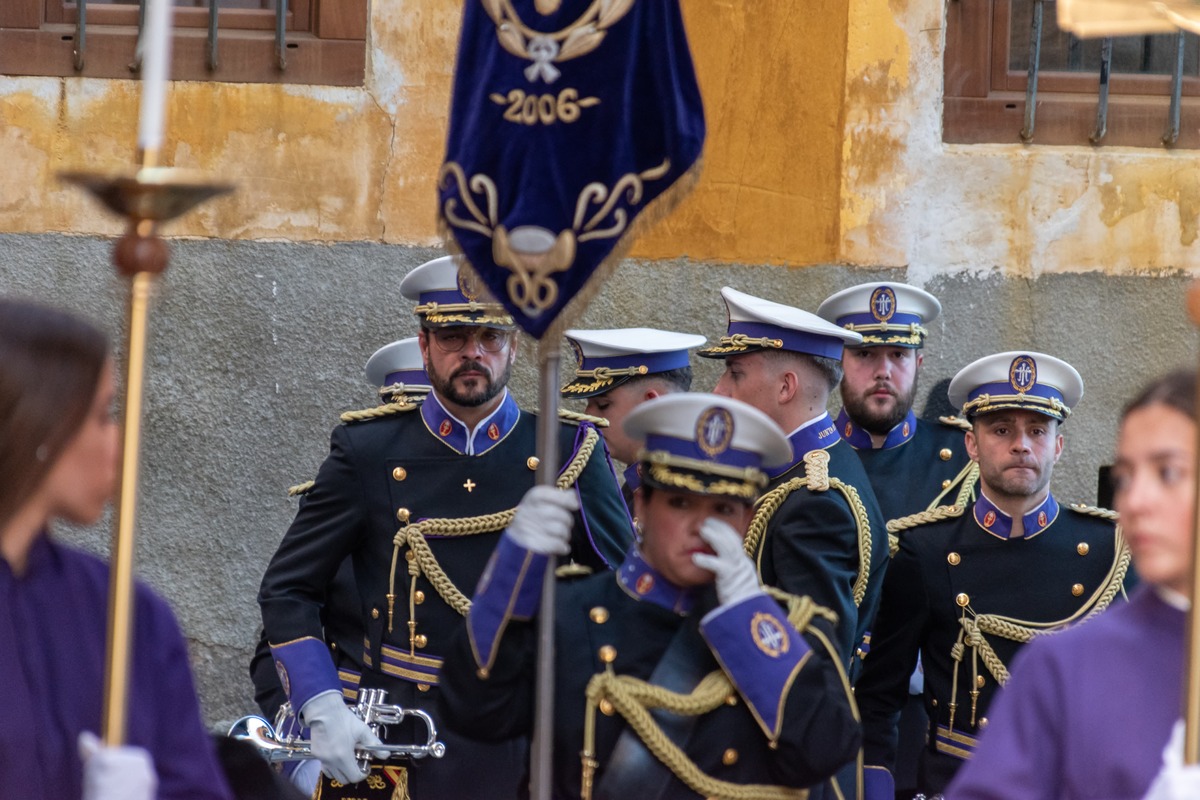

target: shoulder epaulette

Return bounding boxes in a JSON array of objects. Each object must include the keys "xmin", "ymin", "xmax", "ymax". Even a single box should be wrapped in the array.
[
  {"xmin": 886, "ymin": 503, "xmax": 967, "ymax": 534},
  {"xmin": 287, "ymin": 480, "xmax": 315, "ymax": 497},
  {"xmin": 1068, "ymin": 502, "xmax": 1119, "ymax": 521},
  {"xmin": 938, "ymin": 414, "xmax": 973, "ymax": 432},
  {"xmin": 556, "ymin": 408, "xmax": 609, "ymax": 427},
  {"xmin": 339, "ymin": 400, "xmax": 418, "ymax": 424}
]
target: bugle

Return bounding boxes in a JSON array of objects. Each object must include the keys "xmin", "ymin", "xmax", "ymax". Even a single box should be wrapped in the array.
[{"xmin": 229, "ymin": 688, "xmax": 446, "ymax": 773}]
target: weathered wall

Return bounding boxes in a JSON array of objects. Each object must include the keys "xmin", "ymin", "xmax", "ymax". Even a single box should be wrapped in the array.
[
  {"xmin": 3, "ymin": 0, "xmax": 1200, "ymax": 730},
  {"xmin": 0, "ymin": 1, "xmax": 848, "ymax": 263},
  {"xmin": 840, "ymin": 0, "xmax": 1200, "ymax": 275}
]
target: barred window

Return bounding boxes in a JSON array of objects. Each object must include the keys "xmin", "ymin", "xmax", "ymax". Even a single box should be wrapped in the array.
[
  {"xmin": 0, "ymin": 0, "xmax": 367, "ymax": 86},
  {"xmin": 945, "ymin": 0, "xmax": 1200, "ymax": 148}
]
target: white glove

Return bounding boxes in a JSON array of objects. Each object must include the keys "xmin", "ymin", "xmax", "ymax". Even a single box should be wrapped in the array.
[
  {"xmin": 506, "ymin": 485, "xmax": 579, "ymax": 556},
  {"xmin": 300, "ymin": 691, "xmax": 383, "ymax": 785},
  {"xmin": 1143, "ymin": 720, "xmax": 1200, "ymax": 800},
  {"xmin": 78, "ymin": 731, "xmax": 156, "ymax": 800},
  {"xmin": 692, "ymin": 518, "xmax": 762, "ymax": 607}
]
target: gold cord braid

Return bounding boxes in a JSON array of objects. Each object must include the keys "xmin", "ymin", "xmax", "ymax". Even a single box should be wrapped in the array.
[
  {"xmin": 557, "ymin": 409, "xmax": 610, "ymax": 427},
  {"xmin": 385, "ymin": 428, "xmax": 601, "ymax": 625},
  {"xmin": 287, "ymin": 480, "xmax": 315, "ymax": 497},
  {"xmin": 885, "ymin": 462, "xmax": 980, "ymax": 555},
  {"xmin": 742, "ymin": 456, "xmax": 874, "ymax": 607},
  {"xmin": 580, "ymin": 592, "xmax": 840, "ymax": 800},
  {"xmin": 340, "ymin": 400, "xmax": 418, "ymax": 424},
  {"xmin": 950, "ymin": 526, "xmax": 1131, "ymax": 687}
]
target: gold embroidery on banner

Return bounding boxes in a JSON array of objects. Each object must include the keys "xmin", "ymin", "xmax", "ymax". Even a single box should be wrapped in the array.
[
  {"xmin": 438, "ymin": 159, "xmax": 672, "ymax": 317},
  {"xmin": 489, "ymin": 88, "xmax": 601, "ymax": 126},
  {"xmin": 481, "ymin": 0, "xmax": 636, "ymax": 84}
]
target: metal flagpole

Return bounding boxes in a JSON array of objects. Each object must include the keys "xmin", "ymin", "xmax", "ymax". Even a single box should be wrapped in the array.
[
  {"xmin": 530, "ymin": 342, "xmax": 561, "ymax": 800},
  {"xmin": 1183, "ymin": 284, "xmax": 1200, "ymax": 764},
  {"xmin": 59, "ymin": 168, "xmax": 232, "ymax": 744}
]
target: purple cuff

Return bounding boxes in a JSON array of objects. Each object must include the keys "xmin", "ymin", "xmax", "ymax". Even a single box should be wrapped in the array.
[
  {"xmin": 269, "ymin": 636, "xmax": 341, "ymax": 712},
  {"xmin": 700, "ymin": 593, "xmax": 811, "ymax": 740},
  {"xmin": 468, "ymin": 534, "xmax": 549, "ymax": 673}
]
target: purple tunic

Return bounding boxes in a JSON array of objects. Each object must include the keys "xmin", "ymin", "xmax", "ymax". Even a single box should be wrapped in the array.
[
  {"xmin": 0, "ymin": 534, "xmax": 233, "ymax": 800},
  {"xmin": 947, "ymin": 585, "xmax": 1181, "ymax": 800}
]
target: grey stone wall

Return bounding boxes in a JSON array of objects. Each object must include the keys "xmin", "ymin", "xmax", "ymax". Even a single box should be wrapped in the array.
[{"xmin": 1, "ymin": 231, "xmax": 1193, "ymax": 727}]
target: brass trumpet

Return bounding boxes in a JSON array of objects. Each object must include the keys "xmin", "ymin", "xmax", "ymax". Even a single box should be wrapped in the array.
[{"xmin": 229, "ymin": 688, "xmax": 447, "ymax": 772}]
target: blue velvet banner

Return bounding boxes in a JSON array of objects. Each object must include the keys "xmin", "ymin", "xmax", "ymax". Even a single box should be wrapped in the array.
[{"xmin": 437, "ymin": 0, "xmax": 705, "ymax": 339}]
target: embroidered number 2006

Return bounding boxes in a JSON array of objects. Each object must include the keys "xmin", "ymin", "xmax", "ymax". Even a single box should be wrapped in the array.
[{"xmin": 490, "ymin": 88, "xmax": 599, "ymax": 126}]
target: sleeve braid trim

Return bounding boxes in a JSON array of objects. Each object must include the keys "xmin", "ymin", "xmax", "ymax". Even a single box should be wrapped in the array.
[
  {"xmin": 743, "ymin": 452, "xmax": 874, "ymax": 608},
  {"xmin": 382, "ymin": 428, "xmax": 601, "ymax": 625},
  {"xmin": 578, "ymin": 591, "xmax": 845, "ymax": 800}
]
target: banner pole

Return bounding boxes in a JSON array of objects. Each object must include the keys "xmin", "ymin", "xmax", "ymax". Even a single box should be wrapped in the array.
[{"xmin": 530, "ymin": 340, "xmax": 562, "ymax": 800}]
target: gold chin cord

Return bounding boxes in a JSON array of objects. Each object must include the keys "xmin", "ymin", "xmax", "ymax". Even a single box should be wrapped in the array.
[{"xmin": 60, "ymin": 154, "xmax": 232, "ymax": 744}]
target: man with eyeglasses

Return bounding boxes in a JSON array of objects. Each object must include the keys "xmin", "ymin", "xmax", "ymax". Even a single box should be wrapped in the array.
[{"xmin": 257, "ymin": 255, "xmax": 633, "ymax": 799}]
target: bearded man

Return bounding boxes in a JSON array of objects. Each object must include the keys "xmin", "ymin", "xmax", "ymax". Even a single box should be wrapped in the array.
[{"xmin": 257, "ymin": 255, "xmax": 632, "ymax": 799}]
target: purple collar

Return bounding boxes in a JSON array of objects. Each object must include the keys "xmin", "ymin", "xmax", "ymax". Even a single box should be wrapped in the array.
[
  {"xmin": 617, "ymin": 546, "xmax": 697, "ymax": 614},
  {"xmin": 420, "ymin": 389, "xmax": 520, "ymax": 455},
  {"xmin": 835, "ymin": 408, "xmax": 917, "ymax": 451},
  {"xmin": 765, "ymin": 412, "xmax": 840, "ymax": 479},
  {"xmin": 973, "ymin": 491, "xmax": 1059, "ymax": 540}
]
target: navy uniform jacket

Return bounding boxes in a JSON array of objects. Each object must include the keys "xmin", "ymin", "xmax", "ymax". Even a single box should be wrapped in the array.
[
  {"xmin": 438, "ymin": 543, "xmax": 862, "ymax": 800},
  {"xmin": 258, "ymin": 391, "xmax": 633, "ymax": 798},
  {"xmin": 836, "ymin": 410, "xmax": 973, "ymax": 525},
  {"xmin": 753, "ymin": 413, "xmax": 889, "ymax": 669},
  {"xmin": 854, "ymin": 496, "xmax": 1130, "ymax": 795},
  {"xmin": 250, "ymin": 558, "xmax": 363, "ymax": 720}
]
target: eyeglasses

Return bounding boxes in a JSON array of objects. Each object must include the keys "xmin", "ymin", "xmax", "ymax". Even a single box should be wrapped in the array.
[{"xmin": 428, "ymin": 326, "xmax": 513, "ymax": 353}]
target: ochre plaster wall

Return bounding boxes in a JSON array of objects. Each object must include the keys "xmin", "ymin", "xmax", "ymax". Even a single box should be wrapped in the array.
[
  {"xmin": 0, "ymin": 1, "xmax": 848, "ymax": 265},
  {"xmin": 840, "ymin": 0, "xmax": 1200, "ymax": 278}
]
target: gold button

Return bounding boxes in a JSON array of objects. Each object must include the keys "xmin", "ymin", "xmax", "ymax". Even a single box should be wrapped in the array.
[
  {"xmin": 725, "ymin": 694, "xmax": 738, "ymax": 706},
  {"xmin": 722, "ymin": 748, "xmax": 738, "ymax": 766},
  {"xmin": 527, "ymin": 457, "xmax": 540, "ymax": 471},
  {"xmin": 947, "ymin": 552, "xmax": 961, "ymax": 566},
  {"xmin": 1077, "ymin": 542, "xmax": 1090, "ymax": 556},
  {"xmin": 414, "ymin": 590, "xmax": 426, "ymax": 605},
  {"xmin": 589, "ymin": 606, "xmax": 610, "ymax": 624},
  {"xmin": 976, "ymin": 675, "xmax": 985, "ymax": 688},
  {"xmin": 392, "ymin": 467, "xmax": 407, "ymax": 481},
  {"xmin": 330, "ymin": 642, "xmax": 338, "ymax": 651},
  {"xmin": 979, "ymin": 717, "xmax": 989, "ymax": 729},
  {"xmin": 396, "ymin": 507, "xmax": 410, "ymax": 522},
  {"xmin": 939, "ymin": 448, "xmax": 952, "ymax": 461},
  {"xmin": 598, "ymin": 645, "xmax": 617, "ymax": 664},
  {"xmin": 371, "ymin": 608, "xmax": 380, "ymax": 619},
  {"xmin": 1072, "ymin": 583, "xmax": 1084, "ymax": 597},
  {"xmin": 942, "ymin": 479, "xmax": 952, "ymax": 489},
  {"xmin": 417, "ymin": 683, "xmax": 431, "ymax": 693},
  {"xmin": 955, "ymin": 593, "xmax": 970, "ymax": 607},
  {"xmin": 414, "ymin": 634, "xmax": 428, "ymax": 648},
  {"xmin": 477, "ymin": 667, "xmax": 489, "ymax": 680},
  {"xmin": 405, "ymin": 550, "xmax": 416, "ymax": 562},
  {"xmin": 599, "ymin": 699, "xmax": 615, "ymax": 716}
]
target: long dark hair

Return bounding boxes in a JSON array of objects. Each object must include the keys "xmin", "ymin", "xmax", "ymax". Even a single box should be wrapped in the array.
[
  {"xmin": 1122, "ymin": 370, "xmax": 1196, "ymax": 423},
  {"xmin": 0, "ymin": 299, "xmax": 109, "ymax": 530}
]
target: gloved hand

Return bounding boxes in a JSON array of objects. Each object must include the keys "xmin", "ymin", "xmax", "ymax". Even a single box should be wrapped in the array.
[
  {"xmin": 506, "ymin": 485, "xmax": 579, "ymax": 556},
  {"xmin": 300, "ymin": 691, "xmax": 383, "ymax": 785},
  {"xmin": 78, "ymin": 731, "xmax": 156, "ymax": 800},
  {"xmin": 692, "ymin": 518, "xmax": 762, "ymax": 607},
  {"xmin": 1143, "ymin": 720, "xmax": 1200, "ymax": 800}
]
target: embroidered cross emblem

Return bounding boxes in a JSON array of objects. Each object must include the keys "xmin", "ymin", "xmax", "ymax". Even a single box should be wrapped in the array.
[{"xmin": 463, "ymin": 479, "xmax": 477, "ymax": 493}]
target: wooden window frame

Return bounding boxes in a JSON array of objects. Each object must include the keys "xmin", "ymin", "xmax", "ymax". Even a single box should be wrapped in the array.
[
  {"xmin": 945, "ymin": 0, "xmax": 1200, "ymax": 148},
  {"xmin": 0, "ymin": 0, "xmax": 367, "ymax": 86}
]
